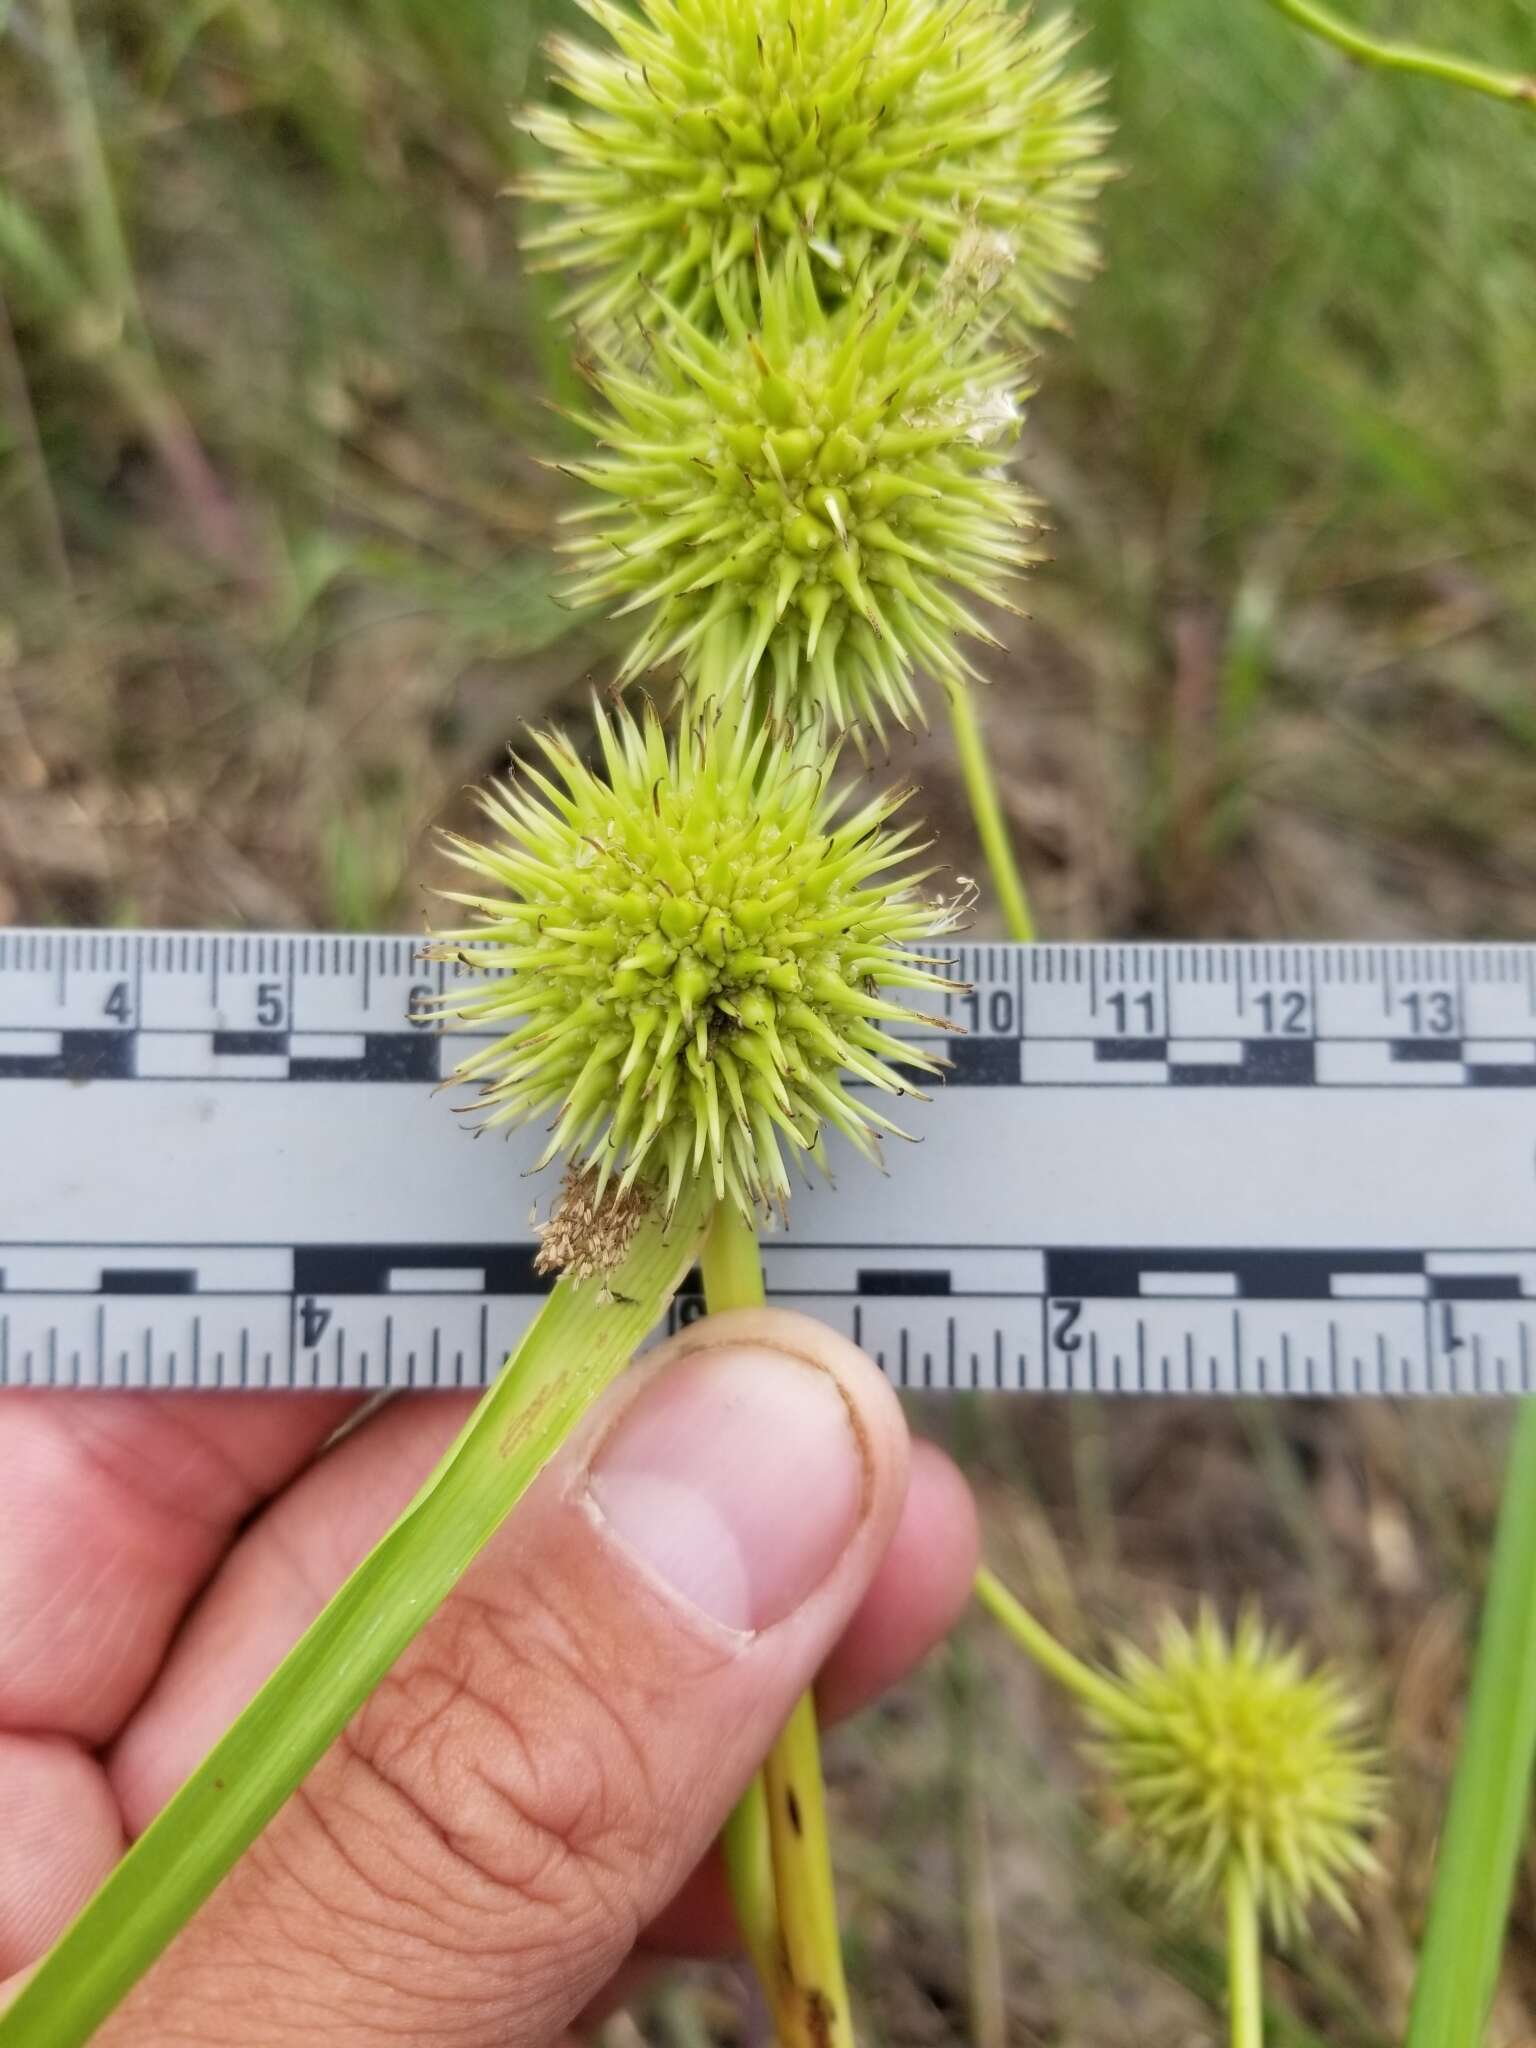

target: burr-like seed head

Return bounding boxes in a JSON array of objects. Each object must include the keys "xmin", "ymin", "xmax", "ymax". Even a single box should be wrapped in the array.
[
  {"xmin": 1087, "ymin": 1607, "xmax": 1382, "ymax": 1941},
  {"xmin": 429, "ymin": 701, "xmax": 965, "ymax": 1220},
  {"xmin": 519, "ymin": 0, "xmax": 1109, "ymax": 338},
  {"xmin": 560, "ymin": 258, "xmax": 1039, "ymax": 735}
]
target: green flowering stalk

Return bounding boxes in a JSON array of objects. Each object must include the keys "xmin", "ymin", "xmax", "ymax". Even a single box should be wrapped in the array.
[
  {"xmin": 975, "ymin": 1571, "xmax": 1381, "ymax": 2048},
  {"xmin": 426, "ymin": 700, "xmax": 961, "ymax": 2048},
  {"xmin": 430, "ymin": 698, "xmax": 962, "ymax": 1217},
  {"xmin": 513, "ymin": 6, "xmax": 1107, "ymax": 2023},
  {"xmin": 519, "ymin": 0, "xmax": 1107, "ymax": 337},
  {"xmin": 1263, "ymin": 0, "xmax": 1536, "ymax": 110},
  {"xmin": 558, "ymin": 257, "xmax": 1037, "ymax": 737},
  {"xmin": 5, "ymin": 9, "xmax": 1110, "ymax": 2045}
]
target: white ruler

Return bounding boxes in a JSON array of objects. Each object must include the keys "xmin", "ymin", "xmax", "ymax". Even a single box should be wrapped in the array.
[{"xmin": 4, "ymin": 931, "xmax": 1536, "ymax": 1396}]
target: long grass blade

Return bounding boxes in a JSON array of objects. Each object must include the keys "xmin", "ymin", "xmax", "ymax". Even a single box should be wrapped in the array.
[
  {"xmin": 0, "ymin": 1182, "xmax": 711, "ymax": 2048},
  {"xmin": 1405, "ymin": 1399, "xmax": 1536, "ymax": 2045}
]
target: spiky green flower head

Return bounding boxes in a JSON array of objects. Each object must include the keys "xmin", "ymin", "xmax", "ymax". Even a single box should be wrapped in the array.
[
  {"xmin": 1086, "ymin": 1608, "xmax": 1382, "ymax": 1942},
  {"xmin": 519, "ymin": 0, "xmax": 1108, "ymax": 337},
  {"xmin": 559, "ymin": 259, "xmax": 1037, "ymax": 736},
  {"xmin": 429, "ymin": 701, "xmax": 962, "ymax": 1224}
]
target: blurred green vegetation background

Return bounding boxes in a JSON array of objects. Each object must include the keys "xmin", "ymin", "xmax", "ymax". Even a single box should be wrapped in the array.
[
  {"xmin": 2, "ymin": 0, "xmax": 1533, "ymax": 939},
  {"xmin": 3, "ymin": 2, "xmax": 1536, "ymax": 2040}
]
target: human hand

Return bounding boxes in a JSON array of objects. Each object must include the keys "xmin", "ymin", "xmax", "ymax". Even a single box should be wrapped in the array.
[{"xmin": 0, "ymin": 1307, "xmax": 979, "ymax": 2044}]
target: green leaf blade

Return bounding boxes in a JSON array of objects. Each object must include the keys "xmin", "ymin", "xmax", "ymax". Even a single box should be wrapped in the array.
[{"xmin": 0, "ymin": 1184, "xmax": 712, "ymax": 2048}]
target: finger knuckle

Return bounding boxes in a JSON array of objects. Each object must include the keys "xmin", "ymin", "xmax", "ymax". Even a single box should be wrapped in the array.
[{"xmin": 248, "ymin": 1575, "xmax": 655, "ymax": 2022}]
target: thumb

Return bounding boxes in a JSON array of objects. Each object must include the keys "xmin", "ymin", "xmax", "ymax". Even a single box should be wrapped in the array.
[{"xmin": 104, "ymin": 1308, "xmax": 911, "ymax": 2048}]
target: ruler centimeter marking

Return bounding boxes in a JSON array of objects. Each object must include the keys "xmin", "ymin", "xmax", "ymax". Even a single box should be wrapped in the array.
[{"xmin": 5, "ymin": 932, "xmax": 1536, "ymax": 1395}]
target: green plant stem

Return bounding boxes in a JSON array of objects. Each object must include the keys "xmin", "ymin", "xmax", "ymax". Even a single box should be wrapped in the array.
[
  {"xmin": 944, "ymin": 681, "xmax": 1035, "ymax": 942},
  {"xmin": 0, "ymin": 1183, "xmax": 712, "ymax": 2048},
  {"xmin": 972, "ymin": 1564, "xmax": 1132, "ymax": 1726},
  {"xmin": 0, "ymin": 283, "xmax": 72, "ymax": 596},
  {"xmin": 705, "ymin": 1206, "xmax": 781, "ymax": 1998},
  {"xmin": 38, "ymin": 0, "xmax": 148, "ymax": 334},
  {"xmin": 1261, "ymin": 0, "xmax": 1536, "ymax": 108},
  {"xmin": 0, "ymin": 178, "xmax": 253, "ymax": 578},
  {"xmin": 1406, "ymin": 1399, "xmax": 1536, "ymax": 2046},
  {"xmin": 703, "ymin": 1202, "xmax": 855, "ymax": 2048},
  {"xmin": 1226, "ymin": 1860, "xmax": 1265, "ymax": 2048},
  {"xmin": 764, "ymin": 1690, "xmax": 856, "ymax": 2048},
  {"xmin": 723, "ymin": 1771, "xmax": 778, "ymax": 2002},
  {"xmin": 700, "ymin": 1197, "xmax": 767, "ymax": 1319},
  {"xmin": 949, "ymin": 1638, "xmax": 1006, "ymax": 2048}
]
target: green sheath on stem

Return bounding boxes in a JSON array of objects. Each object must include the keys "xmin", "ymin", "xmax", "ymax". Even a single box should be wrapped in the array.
[
  {"xmin": 1225, "ymin": 1861, "xmax": 1264, "ymax": 2048},
  {"xmin": 1406, "ymin": 1399, "xmax": 1536, "ymax": 2046},
  {"xmin": 723, "ymin": 1772, "xmax": 778, "ymax": 2000},
  {"xmin": 700, "ymin": 1199, "xmax": 768, "ymax": 1323},
  {"xmin": 0, "ymin": 1182, "xmax": 712, "ymax": 2048},
  {"xmin": 705, "ymin": 1204, "xmax": 782, "ymax": 1994},
  {"xmin": 703, "ymin": 1203, "xmax": 856, "ymax": 2048}
]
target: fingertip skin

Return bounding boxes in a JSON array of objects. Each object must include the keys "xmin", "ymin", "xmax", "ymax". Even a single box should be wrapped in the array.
[
  {"xmin": 90, "ymin": 1309, "xmax": 921, "ymax": 2047},
  {"xmin": 818, "ymin": 1437, "xmax": 981, "ymax": 1721},
  {"xmin": 630, "ymin": 1435, "xmax": 983, "ymax": 1964},
  {"xmin": 0, "ymin": 1734, "xmax": 125, "ymax": 1979},
  {"xmin": 656, "ymin": 1305, "xmax": 912, "ymax": 1525}
]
